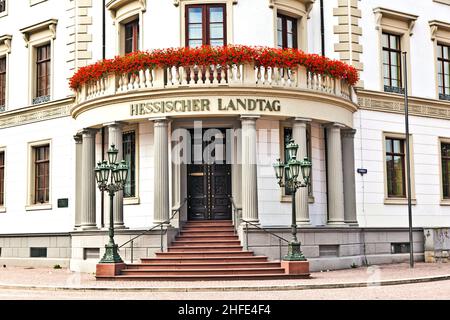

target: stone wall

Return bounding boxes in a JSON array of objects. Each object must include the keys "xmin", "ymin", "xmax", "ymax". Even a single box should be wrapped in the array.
[{"xmin": 424, "ymin": 228, "xmax": 450, "ymax": 263}]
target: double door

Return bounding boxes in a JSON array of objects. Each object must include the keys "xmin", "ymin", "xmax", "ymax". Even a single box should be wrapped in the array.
[{"xmin": 187, "ymin": 129, "xmax": 232, "ymax": 220}]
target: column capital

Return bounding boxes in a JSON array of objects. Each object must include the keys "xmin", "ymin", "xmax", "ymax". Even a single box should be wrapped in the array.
[
  {"xmin": 240, "ymin": 115, "xmax": 260, "ymax": 120},
  {"xmin": 149, "ymin": 116, "xmax": 169, "ymax": 123},
  {"xmin": 341, "ymin": 128, "xmax": 357, "ymax": 138},
  {"xmin": 81, "ymin": 128, "xmax": 98, "ymax": 136},
  {"xmin": 292, "ymin": 117, "xmax": 312, "ymax": 124},
  {"xmin": 103, "ymin": 121, "xmax": 126, "ymax": 128},
  {"xmin": 324, "ymin": 122, "xmax": 346, "ymax": 130}
]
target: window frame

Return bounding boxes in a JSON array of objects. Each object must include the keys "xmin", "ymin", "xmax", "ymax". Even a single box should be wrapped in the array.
[
  {"xmin": 0, "ymin": 148, "xmax": 5, "ymax": 211},
  {"xmin": 440, "ymin": 138, "xmax": 450, "ymax": 205},
  {"xmin": 0, "ymin": 0, "xmax": 7, "ymax": 18},
  {"xmin": 382, "ymin": 132, "xmax": 416, "ymax": 205},
  {"xmin": 0, "ymin": 56, "xmax": 6, "ymax": 110},
  {"xmin": 385, "ymin": 137, "xmax": 406, "ymax": 198},
  {"xmin": 437, "ymin": 43, "xmax": 450, "ymax": 100},
  {"xmin": 277, "ymin": 13, "xmax": 298, "ymax": 49},
  {"xmin": 123, "ymin": 124, "xmax": 139, "ymax": 205},
  {"xmin": 280, "ymin": 122, "xmax": 314, "ymax": 203},
  {"xmin": 124, "ymin": 18, "xmax": 140, "ymax": 55},
  {"xmin": 26, "ymin": 140, "xmax": 52, "ymax": 211},
  {"xmin": 35, "ymin": 43, "xmax": 51, "ymax": 102},
  {"xmin": 185, "ymin": 3, "xmax": 227, "ymax": 47},
  {"xmin": 382, "ymin": 32, "xmax": 403, "ymax": 94}
]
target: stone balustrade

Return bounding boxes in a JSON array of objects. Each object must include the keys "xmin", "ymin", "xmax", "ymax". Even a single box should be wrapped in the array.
[{"xmin": 77, "ymin": 63, "xmax": 357, "ymax": 104}]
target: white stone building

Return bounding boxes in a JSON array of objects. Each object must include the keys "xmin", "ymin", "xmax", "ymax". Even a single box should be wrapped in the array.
[{"xmin": 0, "ymin": 0, "xmax": 449, "ymax": 277}]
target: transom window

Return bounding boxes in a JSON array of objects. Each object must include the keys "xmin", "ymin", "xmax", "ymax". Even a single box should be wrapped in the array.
[
  {"xmin": 0, "ymin": 57, "xmax": 5, "ymax": 109},
  {"xmin": 34, "ymin": 145, "xmax": 49, "ymax": 204},
  {"xmin": 382, "ymin": 33, "xmax": 403, "ymax": 94},
  {"xmin": 442, "ymin": 142, "xmax": 450, "ymax": 199},
  {"xmin": 124, "ymin": 19, "xmax": 139, "ymax": 55},
  {"xmin": 277, "ymin": 14, "xmax": 297, "ymax": 49},
  {"xmin": 438, "ymin": 43, "xmax": 450, "ymax": 101},
  {"xmin": 0, "ymin": 151, "xmax": 4, "ymax": 206},
  {"xmin": 35, "ymin": 44, "xmax": 51, "ymax": 102},
  {"xmin": 122, "ymin": 130, "xmax": 136, "ymax": 198},
  {"xmin": 385, "ymin": 138, "xmax": 406, "ymax": 198},
  {"xmin": 186, "ymin": 4, "xmax": 226, "ymax": 47}
]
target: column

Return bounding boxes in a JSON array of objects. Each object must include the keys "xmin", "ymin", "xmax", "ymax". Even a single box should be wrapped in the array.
[
  {"xmin": 107, "ymin": 122, "xmax": 126, "ymax": 229},
  {"xmin": 241, "ymin": 116, "xmax": 259, "ymax": 223},
  {"xmin": 80, "ymin": 128, "xmax": 97, "ymax": 230},
  {"xmin": 292, "ymin": 118, "xmax": 311, "ymax": 226},
  {"xmin": 326, "ymin": 123, "xmax": 346, "ymax": 225},
  {"xmin": 342, "ymin": 129, "xmax": 358, "ymax": 225},
  {"xmin": 153, "ymin": 118, "xmax": 170, "ymax": 224},
  {"xmin": 73, "ymin": 133, "xmax": 82, "ymax": 229}
]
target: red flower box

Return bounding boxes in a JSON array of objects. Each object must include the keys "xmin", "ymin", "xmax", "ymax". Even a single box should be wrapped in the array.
[{"xmin": 69, "ymin": 45, "xmax": 359, "ymax": 90}]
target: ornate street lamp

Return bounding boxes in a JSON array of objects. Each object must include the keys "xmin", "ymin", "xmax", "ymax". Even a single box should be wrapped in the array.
[
  {"xmin": 273, "ymin": 139, "xmax": 312, "ymax": 261},
  {"xmin": 95, "ymin": 144, "xmax": 128, "ymax": 264}
]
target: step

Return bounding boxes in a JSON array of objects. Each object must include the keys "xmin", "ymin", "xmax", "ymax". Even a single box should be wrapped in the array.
[
  {"xmin": 179, "ymin": 231, "xmax": 236, "ymax": 236},
  {"xmin": 98, "ymin": 273, "xmax": 310, "ymax": 281},
  {"xmin": 171, "ymin": 240, "xmax": 242, "ymax": 246},
  {"xmin": 125, "ymin": 262, "xmax": 281, "ymax": 270},
  {"xmin": 183, "ymin": 222, "xmax": 233, "ymax": 227},
  {"xmin": 140, "ymin": 256, "xmax": 269, "ymax": 264},
  {"xmin": 175, "ymin": 235, "xmax": 239, "ymax": 241},
  {"xmin": 181, "ymin": 227, "xmax": 235, "ymax": 232},
  {"xmin": 155, "ymin": 251, "xmax": 254, "ymax": 258},
  {"xmin": 167, "ymin": 246, "xmax": 243, "ymax": 252},
  {"xmin": 121, "ymin": 267, "xmax": 285, "ymax": 276}
]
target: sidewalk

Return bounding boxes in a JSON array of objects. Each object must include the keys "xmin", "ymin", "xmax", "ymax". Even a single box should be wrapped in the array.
[{"xmin": 0, "ymin": 262, "xmax": 449, "ymax": 291}]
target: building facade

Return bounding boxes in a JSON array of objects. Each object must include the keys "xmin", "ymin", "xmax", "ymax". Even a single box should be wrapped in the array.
[{"xmin": 0, "ymin": 0, "xmax": 449, "ymax": 274}]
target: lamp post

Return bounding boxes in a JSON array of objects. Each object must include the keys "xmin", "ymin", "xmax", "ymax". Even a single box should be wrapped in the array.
[
  {"xmin": 95, "ymin": 144, "xmax": 128, "ymax": 264},
  {"xmin": 273, "ymin": 139, "xmax": 312, "ymax": 261}
]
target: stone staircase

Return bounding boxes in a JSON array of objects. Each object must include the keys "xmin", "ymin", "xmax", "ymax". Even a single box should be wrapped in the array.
[{"xmin": 99, "ymin": 220, "xmax": 309, "ymax": 280}]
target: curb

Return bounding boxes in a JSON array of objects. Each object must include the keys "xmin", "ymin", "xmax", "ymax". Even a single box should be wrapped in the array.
[{"xmin": 0, "ymin": 274, "xmax": 449, "ymax": 292}]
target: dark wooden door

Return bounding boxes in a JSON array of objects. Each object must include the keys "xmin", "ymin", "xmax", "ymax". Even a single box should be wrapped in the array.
[{"xmin": 187, "ymin": 129, "xmax": 232, "ymax": 220}]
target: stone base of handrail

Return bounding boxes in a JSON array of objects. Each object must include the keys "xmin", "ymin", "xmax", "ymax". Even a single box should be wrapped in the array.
[
  {"xmin": 281, "ymin": 260, "xmax": 310, "ymax": 275},
  {"xmin": 96, "ymin": 262, "xmax": 126, "ymax": 277}
]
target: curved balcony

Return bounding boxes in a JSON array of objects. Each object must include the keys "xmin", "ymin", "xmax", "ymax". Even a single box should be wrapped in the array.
[{"xmin": 70, "ymin": 48, "xmax": 359, "ymax": 128}]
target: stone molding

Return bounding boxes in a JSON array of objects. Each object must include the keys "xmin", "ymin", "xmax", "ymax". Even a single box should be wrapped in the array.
[
  {"xmin": 357, "ymin": 90, "xmax": 450, "ymax": 120},
  {"xmin": 373, "ymin": 7, "xmax": 418, "ymax": 36},
  {"xmin": 174, "ymin": 0, "xmax": 237, "ymax": 6},
  {"xmin": 0, "ymin": 35, "xmax": 12, "ymax": 54},
  {"xmin": 20, "ymin": 19, "xmax": 58, "ymax": 47},
  {"xmin": 0, "ymin": 98, "xmax": 73, "ymax": 129}
]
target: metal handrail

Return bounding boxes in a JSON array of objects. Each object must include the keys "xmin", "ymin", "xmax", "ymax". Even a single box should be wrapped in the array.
[
  {"xmin": 229, "ymin": 196, "xmax": 290, "ymax": 261},
  {"xmin": 118, "ymin": 198, "xmax": 188, "ymax": 263}
]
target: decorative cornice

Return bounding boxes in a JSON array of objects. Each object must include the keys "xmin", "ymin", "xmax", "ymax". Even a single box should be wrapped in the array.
[
  {"xmin": 0, "ymin": 35, "xmax": 12, "ymax": 54},
  {"xmin": 269, "ymin": 0, "xmax": 315, "ymax": 18},
  {"xmin": 0, "ymin": 97, "xmax": 73, "ymax": 129},
  {"xmin": 357, "ymin": 90, "xmax": 450, "ymax": 121},
  {"xmin": 20, "ymin": 19, "xmax": 58, "ymax": 47},
  {"xmin": 429, "ymin": 20, "xmax": 450, "ymax": 41},
  {"xmin": 373, "ymin": 7, "xmax": 418, "ymax": 36},
  {"xmin": 107, "ymin": 0, "xmax": 146, "ymax": 19}
]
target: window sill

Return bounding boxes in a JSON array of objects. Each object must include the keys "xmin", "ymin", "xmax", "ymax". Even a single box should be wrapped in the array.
[
  {"xmin": 441, "ymin": 199, "xmax": 450, "ymax": 206},
  {"xmin": 25, "ymin": 204, "xmax": 52, "ymax": 211},
  {"xmin": 280, "ymin": 195, "xmax": 315, "ymax": 204},
  {"xmin": 0, "ymin": 207, "xmax": 6, "ymax": 213},
  {"xmin": 124, "ymin": 197, "xmax": 140, "ymax": 205},
  {"xmin": 384, "ymin": 198, "xmax": 417, "ymax": 205}
]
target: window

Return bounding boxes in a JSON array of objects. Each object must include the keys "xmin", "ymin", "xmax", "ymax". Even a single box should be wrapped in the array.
[
  {"xmin": 0, "ymin": 0, "xmax": 5, "ymax": 14},
  {"xmin": 283, "ymin": 127, "xmax": 312, "ymax": 197},
  {"xmin": 0, "ymin": 151, "xmax": 4, "ymax": 206},
  {"xmin": 124, "ymin": 19, "xmax": 139, "ymax": 54},
  {"xmin": 0, "ymin": 57, "xmax": 5, "ymax": 110},
  {"xmin": 442, "ymin": 142, "xmax": 450, "ymax": 199},
  {"xmin": 35, "ymin": 44, "xmax": 51, "ymax": 104},
  {"xmin": 385, "ymin": 137, "xmax": 406, "ymax": 198},
  {"xmin": 34, "ymin": 145, "xmax": 50, "ymax": 204},
  {"xmin": 438, "ymin": 43, "xmax": 450, "ymax": 101},
  {"xmin": 122, "ymin": 130, "xmax": 136, "ymax": 198},
  {"xmin": 30, "ymin": 247, "xmax": 47, "ymax": 258},
  {"xmin": 382, "ymin": 33, "xmax": 403, "ymax": 94},
  {"xmin": 277, "ymin": 14, "xmax": 297, "ymax": 49},
  {"xmin": 186, "ymin": 4, "xmax": 226, "ymax": 47}
]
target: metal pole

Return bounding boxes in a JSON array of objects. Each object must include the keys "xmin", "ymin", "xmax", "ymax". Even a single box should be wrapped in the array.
[
  {"xmin": 292, "ymin": 189, "xmax": 298, "ymax": 243},
  {"xmin": 160, "ymin": 225, "xmax": 164, "ymax": 252},
  {"xmin": 109, "ymin": 192, "xmax": 115, "ymax": 246},
  {"xmin": 403, "ymin": 52, "xmax": 414, "ymax": 268}
]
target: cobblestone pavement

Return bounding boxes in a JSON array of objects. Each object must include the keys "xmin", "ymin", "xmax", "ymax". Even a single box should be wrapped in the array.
[
  {"xmin": 0, "ymin": 280, "xmax": 449, "ymax": 300},
  {"xmin": 0, "ymin": 262, "xmax": 449, "ymax": 290}
]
